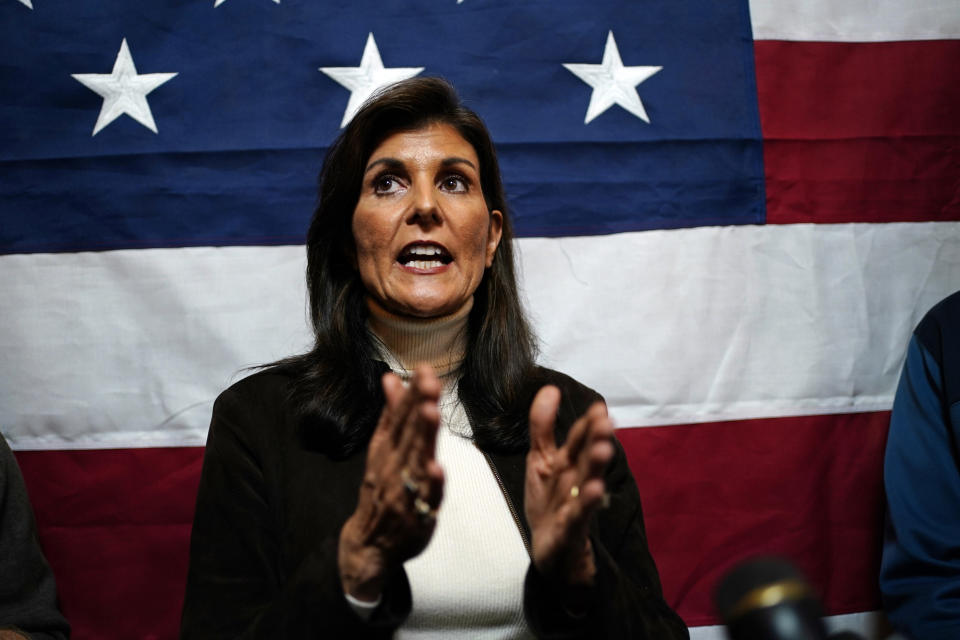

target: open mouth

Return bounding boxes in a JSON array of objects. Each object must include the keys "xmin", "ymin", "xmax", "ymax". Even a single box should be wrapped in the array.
[{"xmin": 397, "ymin": 242, "xmax": 452, "ymax": 270}]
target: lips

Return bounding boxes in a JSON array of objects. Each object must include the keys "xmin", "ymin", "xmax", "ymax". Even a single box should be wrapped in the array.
[{"xmin": 397, "ymin": 241, "xmax": 452, "ymax": 270}]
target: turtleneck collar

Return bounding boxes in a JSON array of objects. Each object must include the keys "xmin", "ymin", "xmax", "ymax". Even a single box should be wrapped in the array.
[{"xmin": 366, "ymin": 296, "xmax": 472, "ymax": 378}]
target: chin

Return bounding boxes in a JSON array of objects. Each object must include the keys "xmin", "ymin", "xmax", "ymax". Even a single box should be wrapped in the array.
[
  {"xmin": 394, "ymin": 296, "xmax": 468, "ymax": 319},
  {"xmin": 403, "ymin": 304, "xmax": 456, "ymax": 319}
]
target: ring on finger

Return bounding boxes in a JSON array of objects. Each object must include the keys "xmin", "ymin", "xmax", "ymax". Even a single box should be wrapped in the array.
[
  {"xmin": 414, "ymin": 497, "xmax": 436, "ymax": 523},
  {"xmin": 570, "ymin": 485, "xmax": 580, "ymax": 499},
  {"xmin": 400, "ymin": 467, "xmax": 421, "ymax": 495}
]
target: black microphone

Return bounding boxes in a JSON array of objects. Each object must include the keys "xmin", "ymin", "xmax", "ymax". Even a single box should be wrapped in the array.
[{"xmin": 714, "ymin": 556, "xmax": 831, "ymax": 640}]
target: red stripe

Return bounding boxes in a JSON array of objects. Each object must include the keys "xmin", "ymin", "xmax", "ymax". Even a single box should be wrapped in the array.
[
  {"xmin": 619, "ymin": 411, "xmax": 890, "ymax": 627},
  {"xmin": 755, "ymin": 40, "xmax": 960, "ymax": 224},
  {"xmin": 16, "ymin": 447, "xmax": 203, "ymax": 640},
  {"xmin": 15, "ymin": 413, "xmax": 888, "ymax": 637}
]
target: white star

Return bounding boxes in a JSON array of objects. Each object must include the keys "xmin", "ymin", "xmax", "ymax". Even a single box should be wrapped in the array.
[
  {"xmin": 16, "ymin": 0, "xmax": 33, "ymax": 8},
  {"xmin": 320, "ymin": 33, "xmax": 424, "ymax": 128},
  {"xmin": 563, "ymin": 31, "xmax": 662, "ymax": 124},
  {"xmin": 214, "ymin": 0, "xmax": 279, "ymax": 6},
  {"xmin": 72, "ymin": 39, "xmax": 177, "ymax": 136}
]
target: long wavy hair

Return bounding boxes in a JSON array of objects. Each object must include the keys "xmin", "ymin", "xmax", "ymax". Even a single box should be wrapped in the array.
[{"xmin": 277, "ymin": 77, "xmax": 540, "ymax": 457}]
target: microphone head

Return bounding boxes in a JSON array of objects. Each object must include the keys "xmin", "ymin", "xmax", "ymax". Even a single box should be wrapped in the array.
[{"xmin": 714, "ymin": 556, "xmax": 827, "ymax": 640}]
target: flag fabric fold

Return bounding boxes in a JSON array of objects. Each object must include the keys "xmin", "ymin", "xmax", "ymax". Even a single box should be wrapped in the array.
[{"xmin": 2, "ymin": 1, "xmax": 958, "ymax": 637}]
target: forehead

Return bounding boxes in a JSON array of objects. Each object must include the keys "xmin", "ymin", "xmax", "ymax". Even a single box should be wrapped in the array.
[{"xmin": 366, "ymin": 123, "xmax": 479, "ymax": 168}]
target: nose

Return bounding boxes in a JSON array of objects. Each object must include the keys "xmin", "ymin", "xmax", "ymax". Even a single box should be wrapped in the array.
[{"xmin": 407, "ymin": 180, "xmax": 442, "ymax": 227}]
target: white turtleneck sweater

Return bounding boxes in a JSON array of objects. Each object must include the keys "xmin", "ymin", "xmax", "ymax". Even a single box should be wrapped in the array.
[{"xmin": 365, "ymin": 298, "xmax": 535, "ymax": 640}]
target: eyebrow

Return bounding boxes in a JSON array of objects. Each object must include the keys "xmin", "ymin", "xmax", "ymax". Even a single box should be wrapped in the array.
[{"xmin": 363, "ymin": 156, "xmax": 478, "ymax": 175}]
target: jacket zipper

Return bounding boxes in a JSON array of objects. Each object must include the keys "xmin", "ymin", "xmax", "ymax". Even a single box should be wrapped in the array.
[{"xmin": 480, "ymin": 447, "xmax": 532, "ymax": 557}]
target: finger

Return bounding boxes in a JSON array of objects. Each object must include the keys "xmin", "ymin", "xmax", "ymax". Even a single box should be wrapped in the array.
[
  {"xmin": 394, "ymin": 371, "xmax": 429, "ymax": 453},
  {"xmin": 529, "ymin": 385, "xmax": 561, "ymax": 455},
  {"xmin": 583, "ymin": 438, "xmax": 615, "ymax": 482},
  {"xmin": 380, "ymin": 372, "xmax": 415, "ymax": 445},
  {"xmin": 397, "ymin": 366, "xmax": 441, "ymax": 458},
  {"xmin": 409, "ymin": 396, "xmax": 442, "ymax": 463},
  {"xmin": 410, "ymin": 460, "xmax": 444, "ymax": 536},
  {"xmin": 563, "ymin": 471, "xmax": 608, "ymax": 526},
  {"xmin": 382, "ymin": 371, "xmax": 405, "ymax": 407},
  {"xmin": 409, "ymin": 370, "xmax": 443, "ymax": 483},
  {"xmin": 569, "ymin": 411, "xmax": 614, "ymax": 521},
  {"xmin": 365, "ymin": 373, "xmax": 409, "ymax": 471},
  {"xmin": 423, "ymin": 459, "xmax": 445, "ymax": 509},
  {"xmin": 575, "ymin": 405, "xmax": 614, "ymax": 480},
  {"xmin": 567, "ymin": 477, "xmax": 607, "ymax": 538},
  {"xmin": 412, "ymin": 364, "xmax": 442, "ymax": 401},
  {"xmin": 562, "ymin": 409, "xmax": 594, "ymax": 469}
]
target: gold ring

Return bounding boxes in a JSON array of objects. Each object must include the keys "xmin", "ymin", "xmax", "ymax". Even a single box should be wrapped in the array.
[
  {"xmin": 570, "ymin": 485, "xmax": 580, "ymax": 499},
  {"xmin": 414, "ymin": 497, "xmax": 436, "ymax": 522},
  {"xmin": 400, "ymin": 468, "xmax": 420, "ymax": 495}
]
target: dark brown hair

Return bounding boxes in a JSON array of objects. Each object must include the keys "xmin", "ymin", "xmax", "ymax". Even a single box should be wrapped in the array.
[{"xmin": 278, "ymin": 77, "xmax": 539, "ymax": 456}]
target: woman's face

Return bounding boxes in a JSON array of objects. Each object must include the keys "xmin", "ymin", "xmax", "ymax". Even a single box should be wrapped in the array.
[{"xmin": 352, "ymin": 123, "xmax": 503, "ymax": 318}]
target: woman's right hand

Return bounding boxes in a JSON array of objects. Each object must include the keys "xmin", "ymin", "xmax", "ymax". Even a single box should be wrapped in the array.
[{"xmin": 338, "ymin": 365, "xmax": 445, "ymax": 603}]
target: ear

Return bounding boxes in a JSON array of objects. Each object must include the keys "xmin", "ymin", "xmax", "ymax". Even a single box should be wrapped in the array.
[{"xmin": 486, "ymin": 210, "xmax": 504, "ymax": 267}]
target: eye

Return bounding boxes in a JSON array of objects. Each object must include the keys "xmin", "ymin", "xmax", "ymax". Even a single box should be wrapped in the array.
[
  {"xmin": 439, "ymin": 175, "xmax": 468, "ymax": 193},
  {"xmin": 373, "ymin": 173, "xmax": 405, "ymax": 195}
]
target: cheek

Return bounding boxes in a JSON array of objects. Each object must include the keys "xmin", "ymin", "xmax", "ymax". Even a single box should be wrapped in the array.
[
  {"xmin": 352, "ymin": 212, "xmax": 392, "ymax": 268},
  {"xmin": 354, "ymin": 238, "xmax": 391, "ymax": 280},
  {"xmin": 466, "ymin": 223, "xmax": 492, "ymax": 264}
]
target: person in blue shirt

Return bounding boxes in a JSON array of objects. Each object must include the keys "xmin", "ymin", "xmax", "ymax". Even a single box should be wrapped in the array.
[{"xmin": 881, "ymin": 290, "xmax": 960, "ymax": 639}]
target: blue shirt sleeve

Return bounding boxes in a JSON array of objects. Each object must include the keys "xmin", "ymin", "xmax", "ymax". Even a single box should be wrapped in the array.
[{"xmin": 881, "ymin": 333, "xmax": 960, "ymax": 640}]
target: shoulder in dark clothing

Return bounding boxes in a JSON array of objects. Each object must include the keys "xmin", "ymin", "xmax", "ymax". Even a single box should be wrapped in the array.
[
  {"xmin": 915, "ymin": 289, "xmax": 960, "ymax": 410},
  {"xmin": 0, "ymin": 435, "xmax": 70, "ymax": 640}
]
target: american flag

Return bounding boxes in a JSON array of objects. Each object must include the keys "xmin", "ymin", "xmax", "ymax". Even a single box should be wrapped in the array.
[{"xmin": 2, "ymin": 1, "xmax": 958, "ymax": 638}]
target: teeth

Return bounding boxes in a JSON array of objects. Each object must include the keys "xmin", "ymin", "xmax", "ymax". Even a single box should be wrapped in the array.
[
  {"xmin": 409, "ymin": 260, "xmax": 444, "ymax": 269},
  {"xmin": 408, "ymin": 245, "xmax": 442, "ymax": 257}
]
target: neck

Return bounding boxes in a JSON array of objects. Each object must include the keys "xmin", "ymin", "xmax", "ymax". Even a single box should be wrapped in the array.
[{"xmin": 366, "ymin": 297, "xmax": 472, "ymax": 377}]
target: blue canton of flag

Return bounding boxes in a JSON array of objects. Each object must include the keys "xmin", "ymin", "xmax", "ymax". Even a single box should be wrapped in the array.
[{"xmin": 0, "ymin": 0, "xmax": 763, "ymax": 254}]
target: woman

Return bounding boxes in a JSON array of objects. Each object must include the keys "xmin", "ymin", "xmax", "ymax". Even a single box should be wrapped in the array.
[{"xmin": 181, "ymin": 77, "xmax": 687, "ymax": 639}]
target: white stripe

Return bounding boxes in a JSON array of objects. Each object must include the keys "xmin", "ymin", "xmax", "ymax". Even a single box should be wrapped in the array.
[
  {"xmin": 689, "ymin": 610, "xmax": 900, "ymax": 640},
  {"xmin": 522, "ymin": 222, "xmax": 960, "ymax": 427},
  {"xmin": 2, "ymin": 222, "xmax": 958, "ymax": 450},
  {"xmin": 749, "ymin": 0, "xmax": 960, "ymax": 42},
  {"xmin": 1, "ymin": 246, "xmax": 312, "ymax": 450}
]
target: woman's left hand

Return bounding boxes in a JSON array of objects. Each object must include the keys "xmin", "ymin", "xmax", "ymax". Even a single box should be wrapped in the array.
[{"xmin": 524, "ymin": 386, "xmax": 615, "ymax": 587}]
